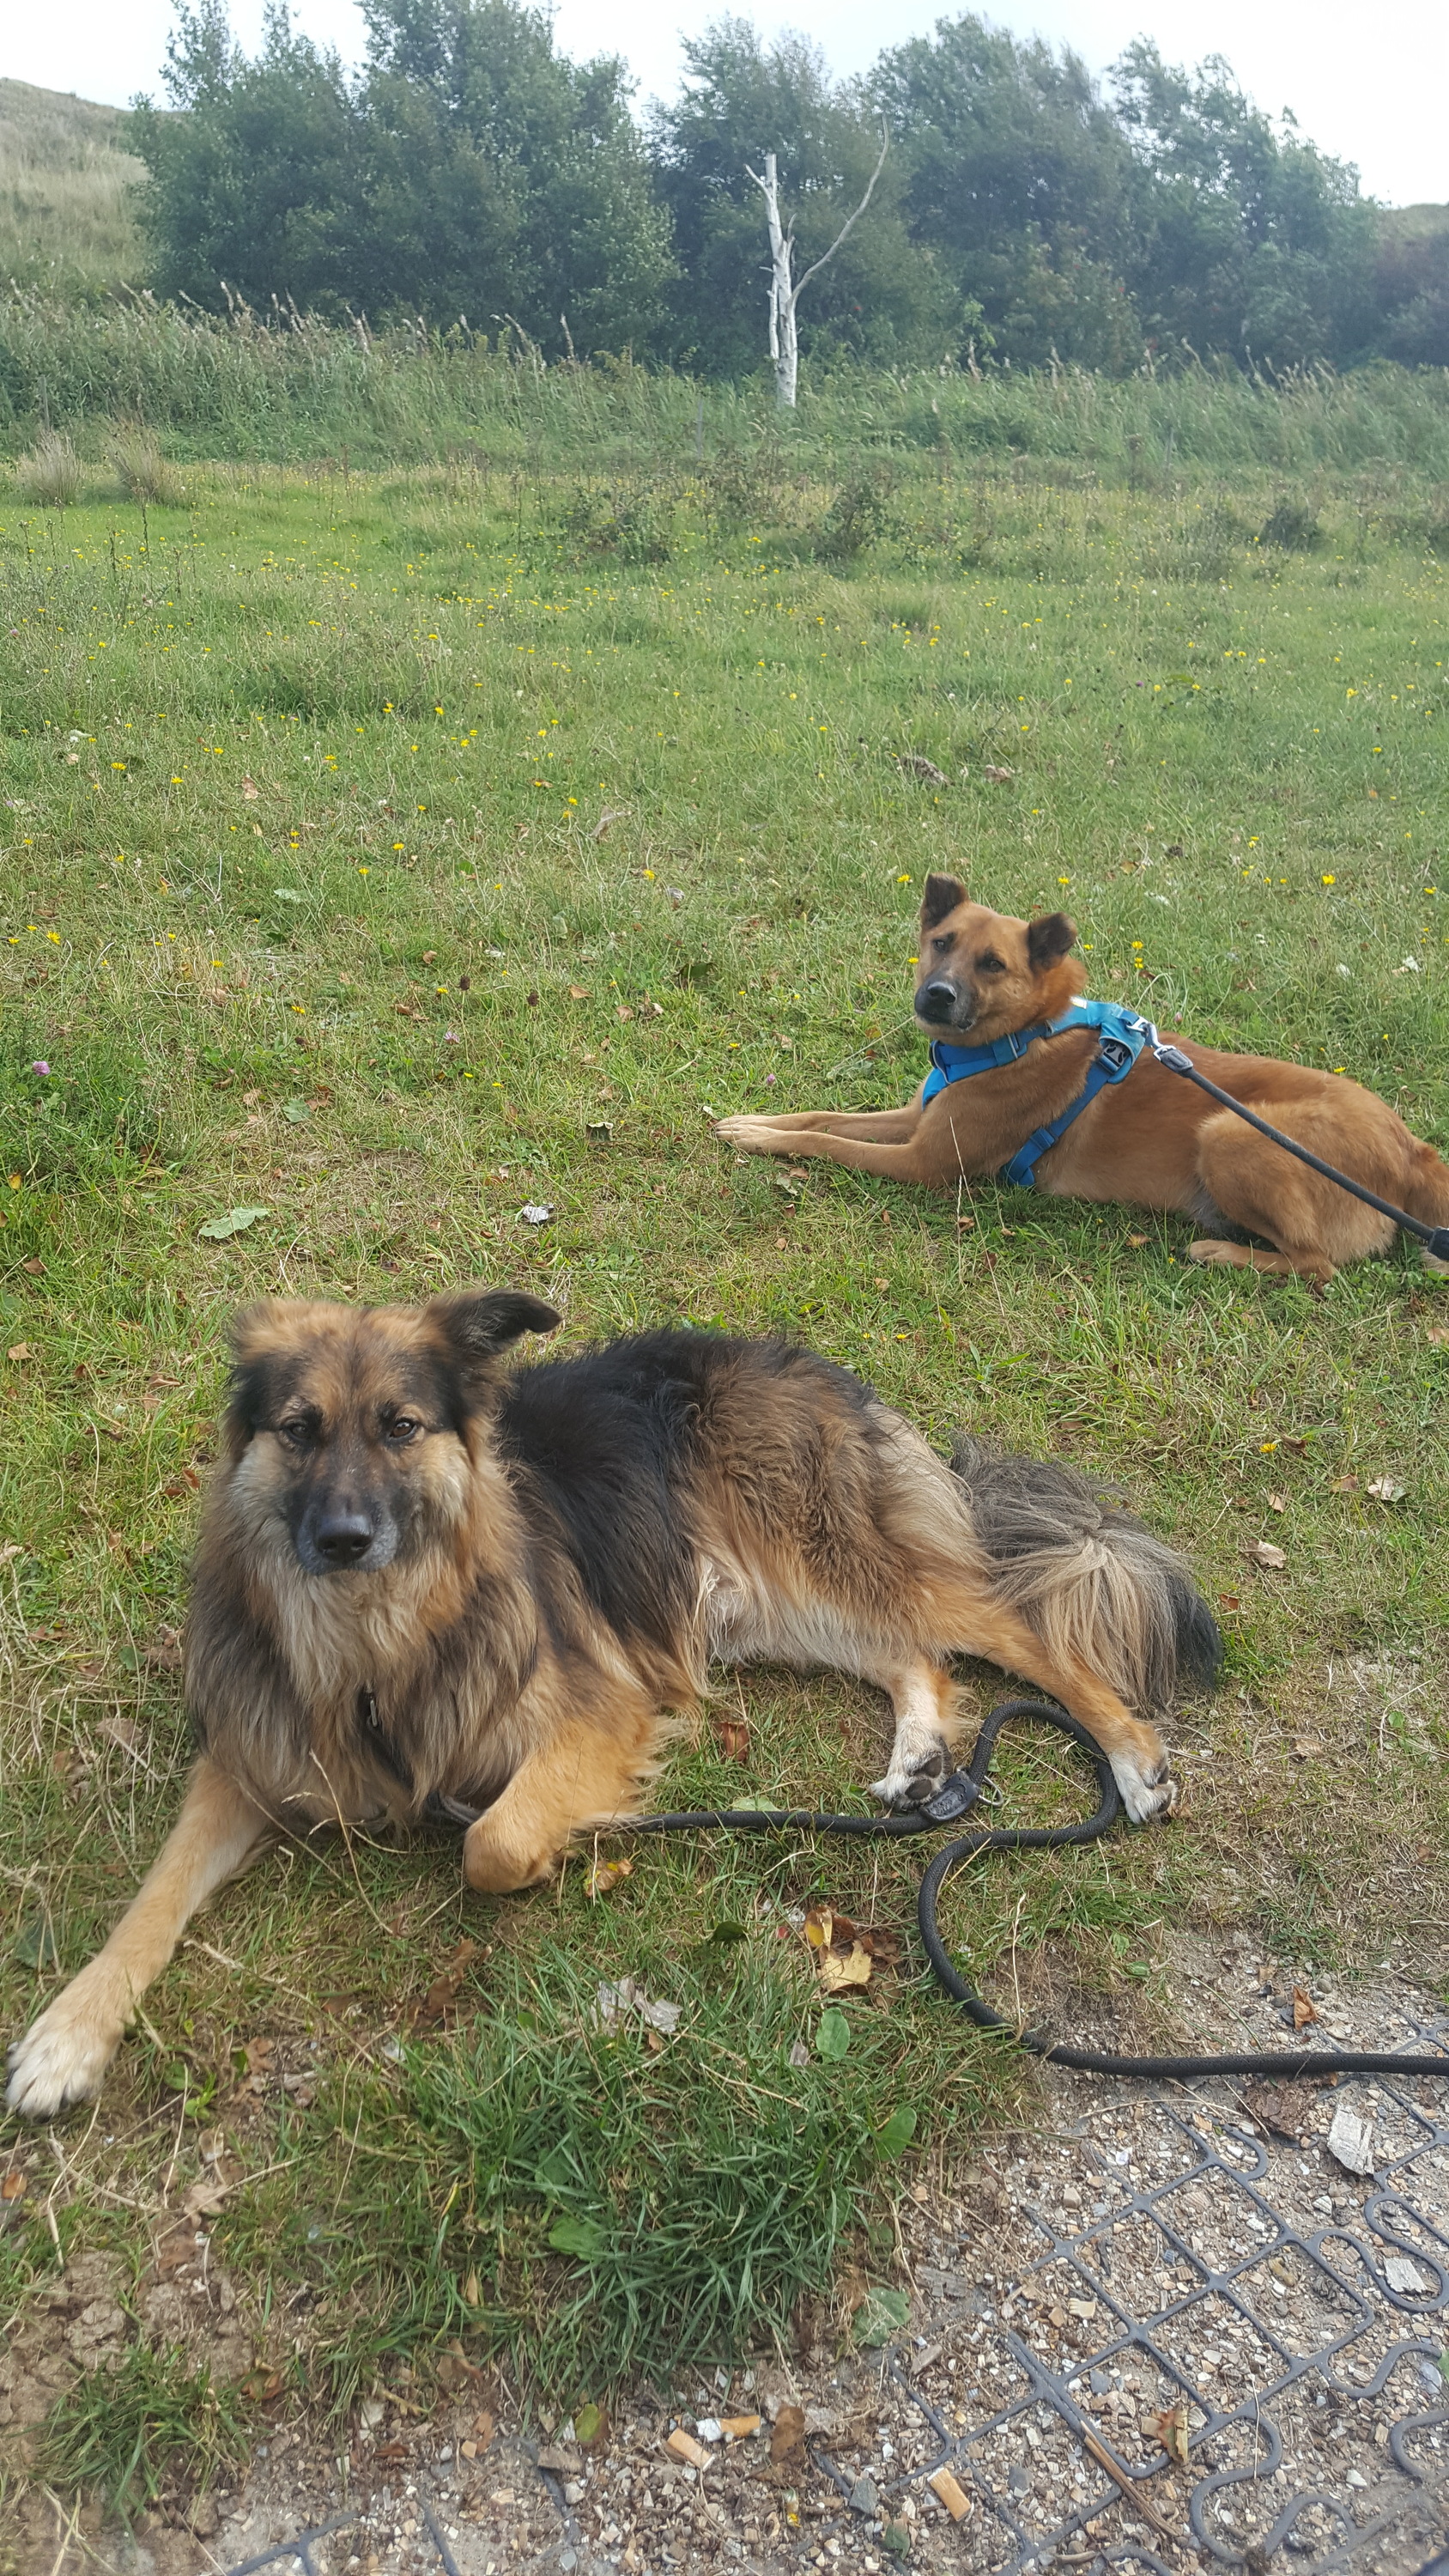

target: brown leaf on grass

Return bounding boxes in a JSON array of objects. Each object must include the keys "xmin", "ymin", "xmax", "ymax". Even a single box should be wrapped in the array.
[
  {"xmin": 591, "ymin": 807, "xmax": 628, "ymax": 841},
  {"xmin": 769, "ymin": 2403, "xmax": 806, "ymax": 2465},
  {"xmin": 1148, "ymin": 2401, "xmax": 1190, "ymax": 2470},
  {"xmin": 1247, "ymin": 1540, "xmax": 1286, "ymax": 1570},
  {"xmin": 894, "ymin": 754, "xmax": 949, "ymax": 787},
  {"xmin": 568, "ymin": 986, "xmax": 592, "ymax": 1000},
  {"xmin": 1, "ymin": 2170, "xmax": 27, "ymax": 2202},
  {"xmin": 242, "ymin": 777, "xmax": 259, "ymax": 800},
  {"xmin": 1126, "ymin": 1232, "xmax": 1149, "ymax": 1248},
  {"xmin": 1330, "ymin": 1474, "xmax": 1359, "ymax": 1492},
  {"xmin": 1217, "ymin": 1593, "xmax": 1240, "ymax": 1611},
  {"xmin": 21, "ymin": 1257, "xmax": 45, "ymax": 1275},
  {"xmin": 803, "ymin": 1908, "xmax": 901, "ymax": 1993},
  {"xmin": 1266, "ymin": 1492, "xmax": 1287, "ymax": 1513},
  {"xmin": 1291, "ymin": 1984, "xmax": 1319, "ymax": 2028},
  {"xmin": 1244, "ymin": 2079, "xmax": 1321, "ymax": 2141},
  {"xmin": 714, "ymin": 1716, "xmax": 751, "ymax": 1761},
  {"xmin": 982, "ymin": 762, "xmax": 1015, "ymax": 783},
  {"xmin": 585, "ymin": 1856, "xmax": 633, "ymax": 1899},
  {"xmin": 182, "ymin": 2178, "xmax": 229, "ymax": 2221},
  {"xmin": 1427, "ymin": 1325, "xmax": 1449, "ymax": 1347},
  {"xmin": 7, "ymin": 1342, "xmax": 33, "ymax": 1363},
  {"xmin": 410, "ymin": 1938, "xmax": 481, "ymax": 2032},
  {"xmin": 240, "ymin": 2368, "xmax": 285, "ymax": 2405},
  {"xmin": 1293, "ymin": 1736, "xmax": 1324, "ymax": 1759}
]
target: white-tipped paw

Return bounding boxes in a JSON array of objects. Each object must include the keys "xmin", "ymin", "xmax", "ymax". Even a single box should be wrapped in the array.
[
  {"xmin": 715, "ymin": 1115, "xmax": 790, "ymax": 1151},
  {"xmin": 1111, "ymin": 1753, "xmax": 1179, "ymax": 1826},
  {"xmin": 6, "ymin": 1996, "xmax": 124, "ymax": 2119},
  {"xmin": 870, "ymin": 1734, "xmax": 952, "ymax": 1808}
]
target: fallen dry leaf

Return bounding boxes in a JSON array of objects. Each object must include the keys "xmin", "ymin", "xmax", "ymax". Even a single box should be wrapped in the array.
[
  {"xmin": 1426, "ymin": 1324, "xmax": 1449, "ymax": 1347},
  {"xmin": 982, "ymin": 762, "xmax": 1015, "ymax": 783},
  {"xmin": 568, "ymin": 985, "xmax": 592, "ymax": 1000},
  {"xmin": 1292, "ymin": 1735, "xmax": 1325, "ymax": 1759},
  {"xmin": 894, "ymin": 753, "xmax": 949, "ymax": 787},
  {"xmin": 1126, "ymin": 1232, "xmax": 1149, "ymax": 1248},
  {"xmin": 594, "ymin": 1977, "xmax": 682, "ymax": 2034},
  {"xmin": 591, "ymin": 806, "xmax": 628, "ymax": 841},
  {"xmin": 769, "ymin": 2403, "xmax": 806, "ymax": 2465},
  {"xmin": 1148, "ymin": 2401, "xmax": 1190, "ymax": 2470},
  {"xmin": 182, "ymin": 2178, "xmax": 229, "ymax": 2221},
  {"xmin": 585, "ymin": 1856, "xmax": 634, "ymax": 1899},
  {"xmin": 1247, "ymin": 1540, "xmax": 1286, "ymax": 1570},
  {"xmin": 1330, "ymin": 1474, "xmax": 1359, "ymax": 1492},
  {"xmin": 1, "ymin": 2170, "xmax": 27, "ymax": 2202},
  {"xmin": 1266, "ymin": 1491, "xmax": 1287, "ymax": 1513},
  {"xmin": 410, "ymin": 1938, "xmax": 481, "ymax": 2032},
  {"xmin": 7, "ymin": 1342, "xmax": 32, "ymax": 1363},
  {"xmin": 1217, "ymin": 1592, "xmax": 1240, "ymax": 1611},
  {"xmin": 1244, "ymin": 2079, "xmax": 1321, "ymax": 2141},
  {"xmin": 713, "ymin": 1716, "xmax": 750, "ymax": 1760},
  {"xmin": 1365, "ymin": 1475, "xmax": 1406, "ymax": 1503},
  {"xmin": 1291, "ymin": 1984, "xmax": 1319, "ymax": 2029}
]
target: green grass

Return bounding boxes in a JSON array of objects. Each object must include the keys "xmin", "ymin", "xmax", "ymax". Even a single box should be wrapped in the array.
[
  {"xmin": 0, "ymin": 84, "xmax": 146, "ymax": 298},
  {"xmin": 0, "ymin": 446, "xmax": 1446, "ymax": 2497}
]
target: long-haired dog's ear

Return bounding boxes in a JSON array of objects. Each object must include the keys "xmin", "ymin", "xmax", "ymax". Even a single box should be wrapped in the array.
[
  {"xmin": 1026, "ymin": 912, "xmax": 1076, "ymax": 971},
  {"xmin": 920, "ymin": 873, "xmax": 965, "ymax": 931},
  {"xmin": 424, "ymin": 1290, "xmax": 561, "ymax": 1370},
  {"xmin": 223, "ymin": 1301, "xmax": 294, "ymax": 1459}
]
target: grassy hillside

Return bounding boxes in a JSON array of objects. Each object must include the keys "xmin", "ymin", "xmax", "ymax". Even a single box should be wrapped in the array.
[{"xmin": 0, "ymin": 78, "xmax": 146, "ymax": 295}]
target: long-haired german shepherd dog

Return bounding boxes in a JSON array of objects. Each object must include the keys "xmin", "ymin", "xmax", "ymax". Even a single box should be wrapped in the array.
[
  {"xmin": 717, "ymin": 874, "xmax": 1449, "ymax": 1282},
  {"xmin": 8, "ymin": 1289, "xmax": 1218, "ymax": 2117}
]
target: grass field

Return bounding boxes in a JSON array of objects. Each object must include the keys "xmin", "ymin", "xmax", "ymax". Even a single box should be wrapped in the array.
[
  {"xmin": 0, "ymin": 441, "xmax": 1446, "ymax": 2523},
  {"xmin": 0, "ymin": 84, "xmax": 145, "ymax": 297}
]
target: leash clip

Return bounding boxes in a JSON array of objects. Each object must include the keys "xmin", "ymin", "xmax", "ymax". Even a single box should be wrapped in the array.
[
  {"xmin": 919, "ymin": 1770, "xmax": 984, "ymax": 1826},
  {"xmin": 1152, "ymin": 1040, "xmax": 1193, "ymax": 1075}
]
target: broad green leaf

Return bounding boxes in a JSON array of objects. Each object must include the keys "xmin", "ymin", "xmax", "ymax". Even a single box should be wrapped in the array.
[
  {"xmin": 283, "ymin": 1097, "xmax": 311, "ymax": 1122},
  {"xmin": 548, "ymin": 2215, "xmax": 607, "ymax": 2260},
  {"xmin": 815, "ymin": 2008, "xmax": 850, "ymax": 2062},
  {"xmin": 853, "ymin": 2285, "xmax": 911, "ymax": 2348},
  {"xmin": 574, "ymin": 2402, "xmax": 604, "ymax": 2445},
  {"xmin": 197, "ymin": 1206, "xmax": 270, "ymax": 1241},
  {"xmin": 874, "ymin": 2105, "xmax": 918, "ymax": 2159}
]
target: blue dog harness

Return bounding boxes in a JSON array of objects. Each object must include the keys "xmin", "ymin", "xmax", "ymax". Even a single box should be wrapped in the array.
[{"xmin": 919, "ymin": 999, "xmax": 1155, "ymax": 1188}]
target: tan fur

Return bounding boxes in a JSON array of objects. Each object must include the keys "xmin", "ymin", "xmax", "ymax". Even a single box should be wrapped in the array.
[
  {"xmin": 7, "ymin": 1291, "xmax": 1208, "ymax": 2116},
  {"xmin": 717, "ymin": 878, "xmax": 1449, "ymax": 1283}
]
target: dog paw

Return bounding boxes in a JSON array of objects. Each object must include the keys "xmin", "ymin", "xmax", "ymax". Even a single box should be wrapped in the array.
[
  {"xmin": 1186, "ymin": 1240, "xmax": 1241, "ymax": 1268},
  {"xmin": 1110, "ymin": 1750, "xmax": 1179, "ymax": 1826},
  {"xmin": 6, "ymin": 1998, "xmax": 124, "ymax": 2119},
  {"xmin": 870, "ymin": 1735, "xmax": 951, "ymax": 1807},
  {"xmin": 714, "ymin": 1115, "xmax": 790, "ymax": 1151}
]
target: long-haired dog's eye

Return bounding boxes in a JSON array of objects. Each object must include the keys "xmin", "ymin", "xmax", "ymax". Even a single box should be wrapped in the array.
[
  {"xmin": 386, "ymin": 1417, "xmax": 421, "ymax": 1443},
  {"xmin": 278, "ymin": 1418, "xmax": 315, "ymax": 1450}
]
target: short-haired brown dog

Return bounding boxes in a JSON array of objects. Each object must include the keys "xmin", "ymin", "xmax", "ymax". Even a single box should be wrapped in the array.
[
  {"xmin": 7, "ymin": 1288, "xmax": 1217, "ymax": 2117},
  {"xmin": 718, "ymin": 873, "xmax": 1449, "ymax": 1283}
]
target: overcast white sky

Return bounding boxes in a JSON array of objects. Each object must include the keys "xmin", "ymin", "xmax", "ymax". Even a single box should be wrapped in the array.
[{"xmin": 8, "ymin": 0, "xmax": 1446, "ymax": 208}]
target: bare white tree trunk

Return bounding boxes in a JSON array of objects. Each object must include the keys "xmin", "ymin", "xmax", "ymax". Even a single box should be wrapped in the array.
[{"xmin": 746, "ymin": 131, "xmax": 888, "ymax": 409}]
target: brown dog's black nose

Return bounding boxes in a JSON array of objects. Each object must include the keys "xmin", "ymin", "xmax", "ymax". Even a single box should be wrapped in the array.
[
  {"xmin": 313, "ymin": 1510, "xmax": 374, "ymax": 1565},
  {"xmin": 917, "ymin": 980, "xmax": 958, "ymax": 1021}
]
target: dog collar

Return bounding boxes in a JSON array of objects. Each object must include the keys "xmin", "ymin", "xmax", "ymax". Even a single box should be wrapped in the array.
[{"xmin": 920, "ymin": 999, "xmax": 1157, "ymax": 1186}]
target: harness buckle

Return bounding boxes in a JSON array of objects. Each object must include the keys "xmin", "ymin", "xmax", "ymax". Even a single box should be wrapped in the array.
[{"xmin": 1095, "ymin": 1034, "xmax": 1136, "ymax": 1078}]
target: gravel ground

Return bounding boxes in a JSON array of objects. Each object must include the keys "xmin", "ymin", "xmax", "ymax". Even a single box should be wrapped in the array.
[{"xmin": 18, "ymin": 1946, "xmax": 1449, "ymax": 2576}]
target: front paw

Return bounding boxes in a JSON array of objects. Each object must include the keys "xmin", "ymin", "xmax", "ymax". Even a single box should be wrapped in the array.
[
  {"xmin": 1110, "ymin": 1751, "xmax": 1179, "ymax": 1825},
  {"xmin": 870, "ymin": 1735, "xmax": 951, "ymax": 1807},
  {"xmin": 7, "ymin": 1993, "xmax": 124, "ymax": 2118},
  {"xmin": 715, "ymin": 1115, "xmax": 788, "ymax": 1151}
]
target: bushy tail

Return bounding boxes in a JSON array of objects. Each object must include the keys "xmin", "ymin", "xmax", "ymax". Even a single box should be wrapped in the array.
[{"xmin": 949, "ymin": 1437, "xmax": 1221, "ymax": 1715}]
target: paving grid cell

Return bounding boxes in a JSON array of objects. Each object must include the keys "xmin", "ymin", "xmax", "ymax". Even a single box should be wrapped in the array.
[{"xmin": 220, "ymin": 2028, "xmax": 1449, "ymax": 2576}]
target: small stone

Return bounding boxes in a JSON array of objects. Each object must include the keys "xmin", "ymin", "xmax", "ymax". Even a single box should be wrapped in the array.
[
  {"xmin": 1008, "ymin": 2464, "xmax": 1030, "ymax": 2494},
  {"xmin": 1385, "ymin": 2257, "xmax": 1430, "ymax": 2294},
  {"xmin": 849, "ymin": 2474, "xmax": 879, "ymax": 2517}
]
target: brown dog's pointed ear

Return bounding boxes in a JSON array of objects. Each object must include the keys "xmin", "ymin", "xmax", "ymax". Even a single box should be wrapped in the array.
[
  {"xmin": 1026, "ymin": 912, "xmax": 1076, "ymax": 972},
  {"xmin": 424, "ymin": 1289, "xmax": 561, "ymax": 1368},
  {"xmin": 920, "ymin": 873, "xmax": 966, "ymax": 931}
]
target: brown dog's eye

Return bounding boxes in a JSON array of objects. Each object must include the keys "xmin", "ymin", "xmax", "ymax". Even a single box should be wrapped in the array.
[
  {"xmin": 978, "ymin": 954, "xmax": 1006, "ymax": 975},
  {"xmin": 385, "ymin": 1418, "xmax": 421, "ymax": 1443},
  {"xmin": 278, "ymin": 1418, "xmax": 315, "ymax": 1450},
  {"xmin": 931, "ymin": 934, "xmax": 952, "ymax": 955}
]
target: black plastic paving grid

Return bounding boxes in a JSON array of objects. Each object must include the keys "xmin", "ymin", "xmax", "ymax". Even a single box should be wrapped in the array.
[{"xmin": 221, "ymin": 2026, "xmax": 1449, "ymax": 2576}]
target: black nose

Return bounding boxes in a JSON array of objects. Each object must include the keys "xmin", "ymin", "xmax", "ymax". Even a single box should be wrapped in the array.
[
  {"xmin": 313, "ymin": 1511, "xmax": 374, "ymax": 1565},
  {"xmin": 917, "ymin": 980, "xmax": 957, "ymax": 1021}
]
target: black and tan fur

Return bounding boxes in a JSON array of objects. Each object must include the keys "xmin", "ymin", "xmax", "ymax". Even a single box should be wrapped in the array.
[
  {"xmin": 8, "ymin": 1291, "xmax": 1219, "ymax": 2117},
  {"xmin": 717, "ymin": 875, "xmax": 1449, "ymax": 1283}
]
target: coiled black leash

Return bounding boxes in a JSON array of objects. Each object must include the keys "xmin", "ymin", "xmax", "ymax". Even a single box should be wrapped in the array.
[
  {"xmin": 628, "ymin": 1698, "xmax": 1449, "ymax": 2083},
  {"xmin": 1148, "ymin": 1037, "xmax": 1449, "ymax": 1264}
]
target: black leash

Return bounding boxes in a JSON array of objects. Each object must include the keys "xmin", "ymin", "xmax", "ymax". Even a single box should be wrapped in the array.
[
  {"xmin": 1149, "ymin": 1038, "xmax": 1449, "ymax": 1264},
  {"xmin": 627, "ymin": 1698, "xmax": 1449, "ymax": 2083}
]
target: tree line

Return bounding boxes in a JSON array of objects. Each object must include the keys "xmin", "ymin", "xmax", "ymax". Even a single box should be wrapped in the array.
[{"xmin": 128, "ymin": 0, "xmax": 1449, "ymax": 378}]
